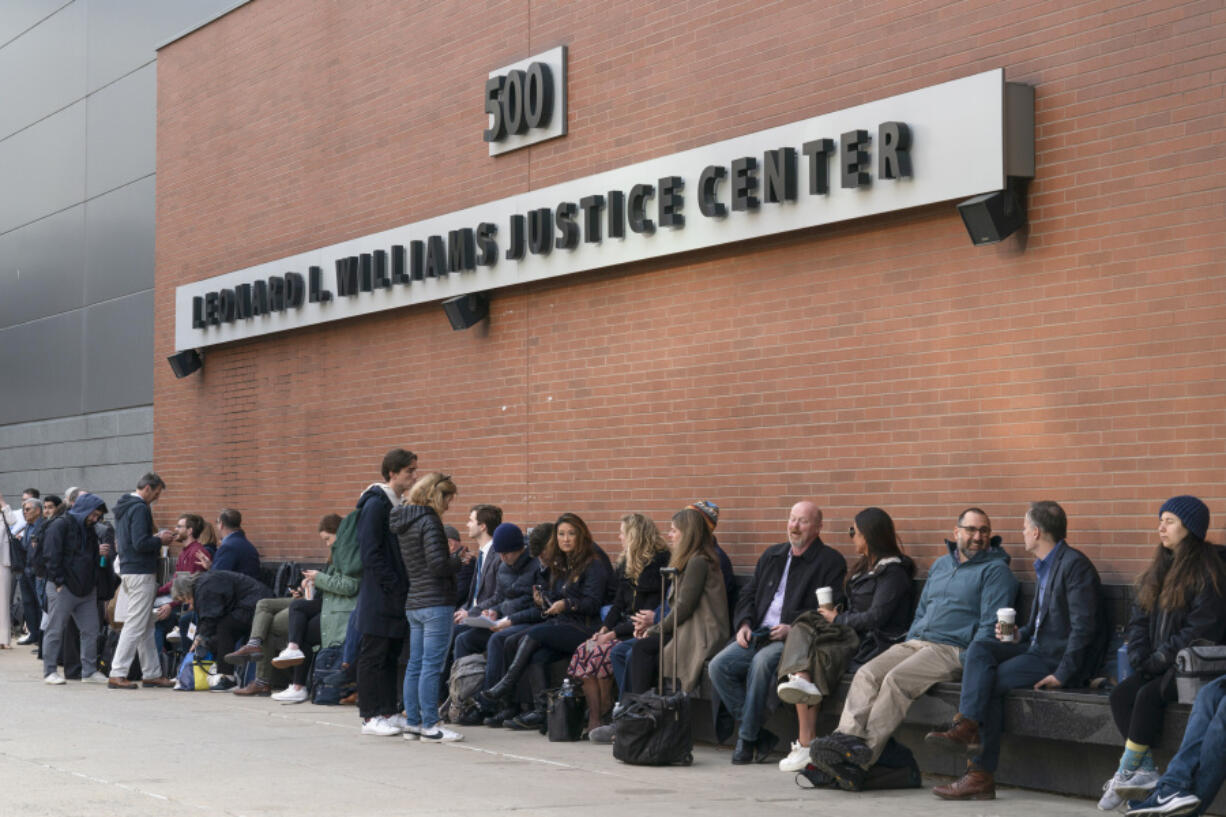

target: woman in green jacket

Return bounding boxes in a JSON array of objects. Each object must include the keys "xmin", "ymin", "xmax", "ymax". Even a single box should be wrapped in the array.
[{"xmin": 270, "ymin": 513, "xmax": 362, "ymax": 702}]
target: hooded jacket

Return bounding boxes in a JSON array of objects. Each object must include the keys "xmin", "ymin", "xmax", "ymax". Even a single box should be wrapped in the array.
[
  {"xmin": 42, "ymin": 492, "xmax": 107, "ymax": 596},
  {"xmin": 836, "ymin": 554, "xmax": 917, "ymax": 666},
  {"xmin": 353, "ymin": 483, "xmax": 409, "ymax": 638},
  {"xmin": 907, "ymin": 540, "xmax": 1018, "ymax": 650},
  {"xmin": 391, "ymin": 503, "xmax": 461, "ymax": 610},
  {"xmin": 113, "ymin": 492, "xmax": 161, "ymax": 575}
]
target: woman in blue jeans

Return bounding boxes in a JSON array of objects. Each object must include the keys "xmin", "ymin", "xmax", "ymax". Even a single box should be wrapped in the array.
[
  {"xmin": 1126, "ymin": 676, "xmax": 1226, "ymax": 817},
  {"xmin": 391, "ymin": 472, "xmax": 470, "ymax": 742}
]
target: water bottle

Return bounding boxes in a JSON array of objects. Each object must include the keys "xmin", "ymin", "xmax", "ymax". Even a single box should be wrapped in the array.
[{"xmin": 561, "ymin": 678, "xmax": 573, "ymax": 698}]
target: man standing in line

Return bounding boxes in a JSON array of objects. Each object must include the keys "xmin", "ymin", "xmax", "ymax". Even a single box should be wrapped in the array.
[
  {"xmin": 811, "ymin": 508, "xmax": 1018, "ymax": 790},
  {"xmin": 926, "ymin": 501, "xmax": 1102, "ymax": 800},
  {"xmin": 708, "ymin": 501, "xmax": 847, "ymax": 764},
  {"xmin": 40, "ymin": 492, "xmax": 109, "ymax": 684},
  {"xmin": 108, "ymin": 473, "xmax": 176, "ymax": 689}
]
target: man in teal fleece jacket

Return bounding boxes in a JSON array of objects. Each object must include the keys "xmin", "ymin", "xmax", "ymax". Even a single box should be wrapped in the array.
[{"xmin": 811, "ymin": 507, "xmax": 1018, "ymax": 790}]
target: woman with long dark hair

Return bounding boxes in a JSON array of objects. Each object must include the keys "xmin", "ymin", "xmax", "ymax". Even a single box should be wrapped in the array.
[
  {"xmin": 773, "ymin": 506, "xmax": 915, "ymax": 772},
  {"xmin": 1099, "ymin": 496, "xmax": 1226, "ymax": 810},
  {"xmin": 476, "ymin": 512, "xmax": 610, "ymax": 729},
  {"xmin": 567, "ymin": 513, "xmax": 670, "ymax": 735}
]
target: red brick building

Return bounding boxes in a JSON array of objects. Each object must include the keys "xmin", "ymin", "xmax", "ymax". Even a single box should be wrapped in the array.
[{"xmin": 154, "ymin": 0, "xmax": 1226, "ymax": 580}]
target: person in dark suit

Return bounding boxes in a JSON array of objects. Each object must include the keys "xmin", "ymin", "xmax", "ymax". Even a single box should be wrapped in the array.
[{"xmin": 925, "ymin": 500, "xmax": 1102, "ymax": 800}]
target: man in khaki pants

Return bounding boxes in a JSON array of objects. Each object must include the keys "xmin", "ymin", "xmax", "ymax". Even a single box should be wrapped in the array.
[
  {"xmin": 810, "ymin": 508, "xmax": 1019, "ymax": 790},
  {"xmin": 108, "ymin": 473, "xmax": 175, "ymax": 689}
]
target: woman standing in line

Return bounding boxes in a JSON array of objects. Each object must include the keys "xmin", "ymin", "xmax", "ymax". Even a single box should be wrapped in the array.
[
  {"xmin": 1099, "ymin": 496, "xmax": 1226, "ymax": 810},
  {"xmin": 392, "ymin": 472, "xmax": 469, "ymax": 743}
]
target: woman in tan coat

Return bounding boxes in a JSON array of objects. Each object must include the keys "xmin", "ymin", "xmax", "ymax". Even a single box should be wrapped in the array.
[{"xmin": 626, "ymin": 506, "xmax": 730, "ymax": 696}]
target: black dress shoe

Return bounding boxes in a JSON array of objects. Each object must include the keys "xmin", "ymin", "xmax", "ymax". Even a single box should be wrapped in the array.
[
  {"xmin": 732, "ymin": 738, "xmax": 755, "ymax": 764},
  {"xmin": 755, "ymin": 728, "xmax": 780, "ymax": 762},
  {"xmin": 506, "ymin": 710, "xmax": 545, "ymax": 730},
  {"xmin": 485, "ymin": 706, "xmax": 519, "ymax": 727}
]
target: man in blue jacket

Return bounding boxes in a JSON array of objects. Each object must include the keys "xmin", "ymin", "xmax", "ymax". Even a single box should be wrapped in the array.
[
  {"xmin": 41, "ymin": 492, "xmax": 109, "ymax": 684},
  {"xmin": 926, "ymin": 501, "xmax": 1102, "ymax": 800},
  {"xmin": 812, "ymin": 507, "xmax": 1019, "ymax": 791},
  {"xmin": 109, "ymin": 473, "xmax": 175, "ymax": 689},
  {"xmin": 210, "ymin": 508, "xmax": 262, "ymax": 580}
]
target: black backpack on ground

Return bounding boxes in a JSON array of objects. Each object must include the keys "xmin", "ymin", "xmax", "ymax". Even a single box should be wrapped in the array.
[
  {"xmin": 310, "ymin": 645, "xmax": 352, "ymax": 705},
  {"xmin": 612, "ymin": 567, "xmax": 693, "ymax": 766}
]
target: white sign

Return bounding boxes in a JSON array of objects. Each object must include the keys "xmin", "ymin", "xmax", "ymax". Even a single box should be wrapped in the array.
[{"xmin": 175, "ymin": 68, "xmax": 1027, "ymax": 352}]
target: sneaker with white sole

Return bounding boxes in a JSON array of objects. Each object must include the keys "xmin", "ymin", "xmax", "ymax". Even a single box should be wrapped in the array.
[
  {"xmin": 777, "ymin": 673, "xmax": 823, "ymax": 705},
  {"xmin": 1100, "ymin": 771, "xmax": 1133, "ymax": 811},
  {"xmin": 361, "ymin": 716, "xmax": 401, "ymax": 737},
  {"xmin": 271, "ymin": 685, "xmax": 309, "ymax": 703},
  {"xmin": 387, "ymin": 713, "xmax": 410, "ymax": 731},
  {"xmin": 402, "ymin": 724, "xmax": 422, "ymax": 741},
  {"xmin": 81, "ymin": 672, "xmax": 109, "ymax": 684},
  {"xmin": 44, "ymin": 672, "xmax": 67, "ymax": 685},
  {"xmin": 1126, "ymin": 789, "xmax": 1201, "ymax": 817},
  {"xmin": 270, "ymin": 646, "xmax": 305, "ymax": 668},
  {"xmin": 779, "ymin": 740, "xmax": 812, "ymax": 772},
  {"xmin": 1114, "ymin": 768, "xmax": 1163, "ymax": 800},
  {"xmin": 418, "ymin": 725, "xmax": 463, "ymax": 743}
]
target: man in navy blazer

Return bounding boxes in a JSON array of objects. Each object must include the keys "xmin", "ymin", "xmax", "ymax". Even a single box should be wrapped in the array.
[{"xmin": 925, "ymin": 500, "xmax": 1102, "ymax": 800}]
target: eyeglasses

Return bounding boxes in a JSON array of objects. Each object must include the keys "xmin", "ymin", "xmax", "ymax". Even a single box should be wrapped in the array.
[{"xmin": 958, "ymin": 525, "xmax": 992, "ymax": 536}]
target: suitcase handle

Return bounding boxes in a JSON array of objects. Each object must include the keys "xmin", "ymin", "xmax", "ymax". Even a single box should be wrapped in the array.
[{"xmin": 660, "ymin": 566, "xmax": 679, "ymax": 697}]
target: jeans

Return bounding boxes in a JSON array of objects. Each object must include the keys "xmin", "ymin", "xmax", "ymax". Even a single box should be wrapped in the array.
[
  {"xmin": 403, "ymin": 605, "xmax": 454, "ymax": 729},
  {"xmin": 958, "ymin": 639, "xmax": 1056, "ymax": 772},
  {"xmin": 1159, "ymin": 676, "xmax": 1226, "ymax": 812},
  {"xmin": 707, "ymin": 639, "xmax": 784, "ymax": 742},
  {"xmin": 610, "ymin": 638, "xmax": 636, "ymax": 695},
  {"xmin": 341, "ymin": 602, "xmax": 361, "ymax": 667}
]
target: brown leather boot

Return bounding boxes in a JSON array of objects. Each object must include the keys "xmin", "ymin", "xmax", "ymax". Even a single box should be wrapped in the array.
[
  {"xmin": 933, "ymin": 767, "xmax": 995, "ymax": 800},
  {"xmin": 924, "ymin": 714, "xmax": 982, "ymax": 753},
  {"xmin": 233, "ymin": 678, "xmax": 272, "ymax": 696}
]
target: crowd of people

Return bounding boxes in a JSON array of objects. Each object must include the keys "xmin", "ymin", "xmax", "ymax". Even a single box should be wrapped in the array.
[{"xmin": 2, "ymin": 449, "xmax": 1224, "ymax": 816}]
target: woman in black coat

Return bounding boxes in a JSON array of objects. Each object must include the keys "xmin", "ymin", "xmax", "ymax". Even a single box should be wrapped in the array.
[
  {"xmin": 1099, "ymin": 496, "xmax": 1226, "ymax": 809},
  {"xmin": 774, "ymin": 507, "xmax": 914, "ymax": 772},
  {"xmin": 476, "ymin": 512, "xmax": 610, "ymax": 729}
]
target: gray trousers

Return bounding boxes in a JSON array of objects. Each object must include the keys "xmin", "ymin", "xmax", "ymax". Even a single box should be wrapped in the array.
[{"xmin": 43, "ymin": 585, "xmax": 99, "ymax": 677}]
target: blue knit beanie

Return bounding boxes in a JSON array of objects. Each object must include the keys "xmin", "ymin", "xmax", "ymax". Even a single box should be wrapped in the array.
[
  {"xmin": 1159, "ymin": 495, "xmax": 1210, "ymax": 541},
  {"xmin": 491, "ymin": 522, "xmax": 526, "ymax": 554}
]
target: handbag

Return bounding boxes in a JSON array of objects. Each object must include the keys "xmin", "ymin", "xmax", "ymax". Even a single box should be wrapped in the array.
[
  {"xmin": 545, "ymin": 681, "xmax": 585, "ymax": 741},
  {"xmin": 1174, "ymin": 644, "xmax": 1226, "ymax": 703},
  {"xmin": 175, "ymin": 650, "xmax": 217, "ymax": 691}
]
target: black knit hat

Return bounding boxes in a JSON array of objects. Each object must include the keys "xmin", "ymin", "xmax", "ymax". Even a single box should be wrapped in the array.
[
  {"xmin": 491, "ymin": 522, "xmax": 526, "ymax": 553},
  {"xmin": 1160, "ymin": 495, "xmax": 1210, "ymax": 541}
]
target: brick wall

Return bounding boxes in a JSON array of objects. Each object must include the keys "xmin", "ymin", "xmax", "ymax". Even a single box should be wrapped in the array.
[{"xmin": 153, "ymin": 0, "xmax": 1226, "ymax": 581}]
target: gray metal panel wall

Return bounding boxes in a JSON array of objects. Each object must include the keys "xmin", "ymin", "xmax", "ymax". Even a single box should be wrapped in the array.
[
  {"xmin": 83, "ymin": 290, "xmax": 154, "ymax": 414},
  {"xmin": 85, "ymin": 61, "xmax": 155, "ymax": 197},
  {"xmin": 0, "ymin": 1, "xmax": 69, "ymax": 48},
  {"xmin": 0, "ymin": 311, "xmax": 84, "ymax": 419},
  {"xmin": 0, "ymin": 204, "xmax": 86, "ymax": 328},
  {"xmin": 0, "ymin": 103, "xmax": 87, "ymax": 234},
  {"xmin": 0, "ymin": 0, "xmax": 85, "ymax": 140},
  {"xmin": 84, "ymin": 176, "xmax": 155, "ymax": 304}
]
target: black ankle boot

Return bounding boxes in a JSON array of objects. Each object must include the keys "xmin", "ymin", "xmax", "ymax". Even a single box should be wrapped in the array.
[{"xmin": 485, "ymin": 637, "xmax": 539, "ymax": 700}]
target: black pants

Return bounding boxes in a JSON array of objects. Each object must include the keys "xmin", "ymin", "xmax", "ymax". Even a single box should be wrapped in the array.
[
  {"xmin": 358, "ymin": 633, "xmax": 403, "ymax": 720},
  {"xmin": 288, "ymin": 598, "xmax": 322, "ymax": 686},
  {"xmin": 1110, "ymin": 668, "xmax": 1179, "ymax": 745},
  {"xmin": 626, "ymin": 634, "xmax": 662, "ymax": 694},
  {"xmin": 19, "ymin": 572, "xmax": 41, "ymax": 640},
  {"xmin": 211, "ymin": 610, "xmax": 254, "ymax": 675}
]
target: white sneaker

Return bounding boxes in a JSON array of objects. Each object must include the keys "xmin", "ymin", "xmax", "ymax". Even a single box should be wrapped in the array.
[
  {"xmin": 271, "ymin": 685, "xmax": 309, "ymax": 703},
  {"xmin": 81, "ymin": 672, "xmax": 109, "ymax": 684},
  {"xmin": 418, "ymin": 725, "xmax": 463, "ymax": 743},
  {"xmin": 779, "ymin": 740, "xmax": 811, "ymax": 772},
  {"xmin": 402, "ymin": 725, "xmax": 421, "ymax": 741},
  {"xmin": 44, "ymin": 672, "xmax": 67, "ymax": 685},
  {"xmin": 776, "ymin": 673, "xmax": 823, "ymax": 705},
  {"xmin": 270, "ymin": 646, "xmax": 305, "ymax": 668},
  {"xmin": 165, "ymin": 630, "xmax": 182, "ymax": 644},
  {"xmin": 361, "ymin": 716, "xmax": 401, "ymax": 737},
  {"xmin": 1115, "ymin": 768, "xmax": 1163, "ymax": 800},
  {"xmin": 387, "ymin": 713, "xmax": 410, "ymax": 730},
  {"xmin": 1100, "ymin": 771, "xmax": 1132, "ymax": 811}
]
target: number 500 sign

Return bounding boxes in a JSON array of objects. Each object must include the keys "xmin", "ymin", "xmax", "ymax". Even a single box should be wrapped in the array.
[{"xmin": 485, "ymin": 46, "xmax": 568, "ymax": 156}]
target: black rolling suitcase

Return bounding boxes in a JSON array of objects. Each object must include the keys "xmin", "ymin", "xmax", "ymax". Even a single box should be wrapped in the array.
[{"xmin": 613, "ymin": 566, "xmax": 694, "ymax": 766}]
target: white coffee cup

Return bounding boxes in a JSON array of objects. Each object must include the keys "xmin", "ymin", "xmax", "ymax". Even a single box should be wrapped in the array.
[
  {"xmin": 816, "ymin": 586, "xmax": 834, "ymax": 607},
  {"xmin": 997, "ymin": 607, "xmax": 1017, "ymax": 638}
]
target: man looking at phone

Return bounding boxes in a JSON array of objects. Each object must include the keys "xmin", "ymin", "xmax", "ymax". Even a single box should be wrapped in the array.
[
  {"xmin": 708, "ymin": 501, "xmax": 846, "ymax": 764},
  {"xmin": 108, "ymin": 473, "xmax": 176, "ymax": 689}
]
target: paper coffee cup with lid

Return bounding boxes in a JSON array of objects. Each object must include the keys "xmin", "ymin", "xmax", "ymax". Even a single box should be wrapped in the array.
[
  {"xmin": 997, "ymin": 607, "xmax": 1017, "ymax": 638},
  {"xmin": 816, "ymin": 586, "xmax": 834, "ymax": 607}
]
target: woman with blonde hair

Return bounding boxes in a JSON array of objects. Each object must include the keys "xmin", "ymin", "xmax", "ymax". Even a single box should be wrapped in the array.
[
  {"xmin": 567, "ymin": 513, "xmax": 670, "ymax": 735},
  {"xmin": 391, "ymin": 471, "xmax": 469, "ymax": 742}
]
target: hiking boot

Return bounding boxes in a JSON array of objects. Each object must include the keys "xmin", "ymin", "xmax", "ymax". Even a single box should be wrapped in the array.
[
  {"xmin": 924, "ymin": 715, "xmax": 982, "ymax": 754},
  {"xmin": 933, "ymin": 767, "xmax": 996, "ymax": 800},
  {"xmin": 810, "ymin": 731, "xmax": 873, "ymax": 770}
]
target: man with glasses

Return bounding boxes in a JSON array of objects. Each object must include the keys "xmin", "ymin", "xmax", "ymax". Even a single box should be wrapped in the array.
[{"xmin": 811, "ymin": 508, "xmax": 1018, "ymax": 791}]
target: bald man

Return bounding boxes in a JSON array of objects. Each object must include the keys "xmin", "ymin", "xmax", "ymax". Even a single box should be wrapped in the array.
[{"xmin": 708, "ymin": 501, "xmax": 847, "ymax": 764}]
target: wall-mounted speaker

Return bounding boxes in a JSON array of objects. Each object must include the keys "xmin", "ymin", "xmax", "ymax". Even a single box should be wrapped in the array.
[
  {"xmin": 957, "ymin": 181, "xmax": 1027, "ymax": 245},
  {"xmin": 442, "ymin": 292, "xmax": 489, "ymax": 330},
  {"xmin": 167, "ymin": 349, "xmax": 203, "ymax": 379}
]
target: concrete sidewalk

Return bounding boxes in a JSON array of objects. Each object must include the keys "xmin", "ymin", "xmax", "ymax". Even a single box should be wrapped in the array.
[{"xmin": 0, "ymin": 648, "xmax": 1100, "ymax": 817}]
